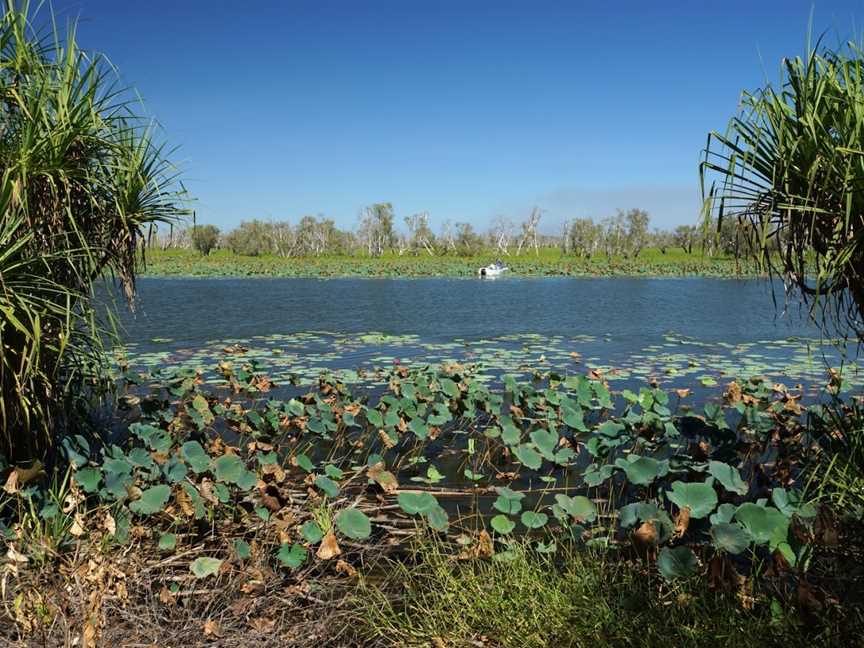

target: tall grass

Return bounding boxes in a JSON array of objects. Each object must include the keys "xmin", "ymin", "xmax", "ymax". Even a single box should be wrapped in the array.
[
  {"xmin": 352, "ymin": 537, "xmax": 814, "ymax": 648},
  {"xmin": 0, "ymin": 2, "xmax": 184, "ymax": 462}
]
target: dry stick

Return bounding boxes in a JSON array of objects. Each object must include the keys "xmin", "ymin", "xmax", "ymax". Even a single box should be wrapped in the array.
[{"xmin": 139, "ymin": 546, "xmax": 205, "ymax": 574}]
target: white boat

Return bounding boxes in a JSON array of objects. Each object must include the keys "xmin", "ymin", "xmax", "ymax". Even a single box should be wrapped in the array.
[{"xmin": 478, "ymin": 261, "xmax": 508, "ymax": 278}]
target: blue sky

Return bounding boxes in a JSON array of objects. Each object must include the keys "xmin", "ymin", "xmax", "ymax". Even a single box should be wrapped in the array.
[{"xmin": 50, "ymin": 0, "xmax": 864, "ymax": 232}]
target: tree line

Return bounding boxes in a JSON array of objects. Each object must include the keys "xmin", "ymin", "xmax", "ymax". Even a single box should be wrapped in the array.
[{"xmin": 148, "ymin": 204, "xmax": 753, "ymax": 259}]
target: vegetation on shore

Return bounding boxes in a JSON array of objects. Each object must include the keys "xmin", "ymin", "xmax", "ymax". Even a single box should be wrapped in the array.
[
  {"xmin": 2, "ymin": 350, "xmax": 862, "ymax": 645},
  {"xmin": 142, "ymin": 246, "xmax": 756, "ymax": 278},
  {"xmin": 0, "ymin": 1, "xmax": 184, "ymax": 463}
]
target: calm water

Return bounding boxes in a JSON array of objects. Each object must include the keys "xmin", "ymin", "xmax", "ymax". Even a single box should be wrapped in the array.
[
  {"xmin": 99, "ymin": 276, "xmax": 862, "ymax": 398},
  {"xmin": 116, "ymin": 276, "xmax": 813, "ymax": 347}
]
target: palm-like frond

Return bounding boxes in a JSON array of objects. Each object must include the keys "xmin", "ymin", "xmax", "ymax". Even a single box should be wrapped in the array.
[
  {"xmin": 702, "ymin": 42, "xmax": 864, "ymax": 340},
  {"xmin": 0, "ymin": 1, "xmax": 187, "ymax": 460}
]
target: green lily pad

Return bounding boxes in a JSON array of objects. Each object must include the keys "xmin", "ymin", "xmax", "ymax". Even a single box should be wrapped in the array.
[
  {"xmin": 520, "ymin": 511, "xmax": 549, "ymax": 529},
  {"xmin": 708, "ymin": 461, "xmax": 748, "ymax": 496},
  {"xmin": 490, "ymin": 514, "xmax": 515, "ymax": 535},
  {"xmin": 398, "ymin": 492, "xmax": 438, "ymax": 515},
  {"xmin": 276, "ymin": 543, "xmax": 307, "ymax": 569},
  {"xmin": 190, "ymin": 556, "xmax": 222, "ymax": 578},
  {"xmin": 710, "ymin": 523, "xmax": 750, "ymax": 554},
  {"xmin": 734, "ymin": 503, "xmax": 789, "ymax": 546},
  {"xmin": 314, "ymin": 475, "xmax": 340, "ymax": 498},
  {"xmin": 513, "ymin": 444, "xmax": 542, "ymax": 470},
  {"xmin": 213, "ymin": 453, "xmax": 245, "ymax": 484},
  {"xmin": 666, "ymin": 481, "xmax": 718, "ymax": 519},
  {"xmin": 336, "ymin": 508, "xmax": 372, "ymax": 540},
  {"xmin": 129, "ymin": 484, "xmax": 171, "ymax": 515},
  {"xmin": 657, "ymin": 546, "xmax": 699, "ymax": 581},
  {"xmin": 301, "ymin": 521, "xmax": 324, "ymax": 544},
  {"xmin": 181, "ymin": 441, "xmax": 211, "ymax": 474},
  {"xmin": 74, "ymin": 467, "xmax": 101, "ymax": 493}
]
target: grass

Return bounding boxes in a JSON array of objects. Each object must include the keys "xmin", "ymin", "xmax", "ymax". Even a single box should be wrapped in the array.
[
  {"xmin": 352, "ymin": 536, "xmax": 848, "ymax": 648},
  {"xmin": 141, "ymin": 247, "xmax": 756, "ymax": 279}
]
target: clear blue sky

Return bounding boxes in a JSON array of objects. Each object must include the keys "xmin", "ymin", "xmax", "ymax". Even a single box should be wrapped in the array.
[{"xmin": 50, "ymin": 0, "xmax": 864, "ymax": 232}]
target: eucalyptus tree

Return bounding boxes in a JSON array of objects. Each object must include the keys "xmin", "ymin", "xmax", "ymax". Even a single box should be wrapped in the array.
[
  {"xmin": 624, "ymin": 208, "xmax": 651, "ymax": 257},
  {"xmin": 563, "ymin": 218, "xmax": 603, "ymax": 258},
  {"xmin": 358, "ymin": 203, "xmax": 397, "ymax": 257},
  {"xmin": 0, "ymin": 3, "xmax": 185, "ymax": 460},
  {"xmin": 702, "ymin": 41, "xmax": 864, "ymax": 337},
  {"xmin": 516, "ymin": 208, "xmax": 542, "ymax": 256},
  {"xmin": 673, "ymin": 225, "xmax": 696, "ymax": 254},
  {"xmin": 191, "ymin": 225, "xmax": 220, "ymax": 255},
  {"xmin": 403, "ymin": 212, "xmax": 436, "ymax": 255}
]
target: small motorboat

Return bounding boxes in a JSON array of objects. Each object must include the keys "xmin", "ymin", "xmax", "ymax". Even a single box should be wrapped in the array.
[{"xmin": 478, "ymin": 260, "xmax": 508, "ymax": 278}]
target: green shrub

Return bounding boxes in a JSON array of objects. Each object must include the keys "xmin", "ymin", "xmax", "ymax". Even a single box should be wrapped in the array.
[
  {"xmin": 191, "ymin": 224, "xmax": 220, "ymax": 255},
  {"xmin": 0, "ymin": 2, "xmax": 184, "ymax": 461}
]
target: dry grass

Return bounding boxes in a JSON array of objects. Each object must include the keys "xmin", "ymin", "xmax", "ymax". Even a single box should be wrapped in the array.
[{"xmin": 0, "ymin": 538, "xmax": 365, "ymax": 648}]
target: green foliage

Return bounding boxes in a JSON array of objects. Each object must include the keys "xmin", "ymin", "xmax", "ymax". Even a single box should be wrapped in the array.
[
  {"xmin": 703, "ymin": 40, "xmax": 864, "ymax": 337},
  {"xmin": 353, "ymin": 538, "xmax": 810, "ymax": 648},
  {"xmin": 335, "ymin": 508, "xmax": 372, "ymax": 540},
  {"xmin": 190, "ymin": 224, "xmax": 220, "ymax": 256},
  {"xmin": 141, "ymin": 247, "xmax": 749, "ymax": 279},
  {"xmin": 190, "ymin": 556, "xmax": 222, "ymax": 578},
  {"xmin": 657, "ymin": 546, "xmax": 699, "ymax": 581},
  {"xmin": 276, "ymin": 542, "xmax": 307, "ymax": 569},
  {"xmin": 0, "ymin": 2, "xmax": 184, "ymax": 460}
]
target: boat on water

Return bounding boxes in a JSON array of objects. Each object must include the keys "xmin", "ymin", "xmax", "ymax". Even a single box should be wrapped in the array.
[{"xmin": 478, "ymin": 260, "xmax": 509, "ymax": 278}]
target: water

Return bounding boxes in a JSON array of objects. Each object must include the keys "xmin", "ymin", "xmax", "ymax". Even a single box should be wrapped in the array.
[
  {"xmin": 118, "ymin": 276, "xmax": 810, "ymax": 345},
  {"xmin": 105, "ymin": 276, "xmax": 860, "ymax": 396}
]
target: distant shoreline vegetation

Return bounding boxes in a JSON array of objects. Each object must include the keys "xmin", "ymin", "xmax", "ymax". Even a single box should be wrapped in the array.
[
  {"xmin": 143, "ymin": 204, "xmax": 767, "ymax": 278},
  {"xmin": 142, "ymin": 247, "xmax": 758, "ymax": 278}
]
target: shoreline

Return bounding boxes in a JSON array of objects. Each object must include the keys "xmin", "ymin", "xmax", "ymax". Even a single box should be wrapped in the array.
[{"xmin": 140, "ymin": 249, "xmax": 761, "ymax": 280}]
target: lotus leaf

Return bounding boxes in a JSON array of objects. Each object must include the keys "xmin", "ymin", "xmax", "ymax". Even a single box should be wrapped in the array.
[
  {"xmin": 276, "ymin": 543, "xmax": 307, "ymax": 569},
  {"xmin": 734, "ymin": 503, "xmax": 789, "ymax": 546},
  {"xmin": 335, "ymin": 508, "xmax": 372, "ymax": 539},
  {"xmin": 520, "ymin": 511, "xmax": 548, "ymax": 529},
  {"xmin": 398, "ymin": 492, "xmax": 439, "ymax": 515},
  {"xmin": 190, "ymin": 557, "xmax": 222, "ymax": 578},
  {"xmin": 707, "ymin": 461, "xmax": 748, "ymax": 496},
  {"xmin": 710, "ymin": 523, "xmax": 750, "ymax": 554},
  {"xmin": 657, "ymin": 546, "xmax": 699, "ymax": 581},
  {"xmin": 490, "ymin": 514, "xmax": 515, "ymax": 534},
  {"xmin": 666, "ymin": 481, "xmax": 718, "ymax": 519},
  {"xmin": 129, "ymin": 484, "xmax": 171, "ymax": 515}
]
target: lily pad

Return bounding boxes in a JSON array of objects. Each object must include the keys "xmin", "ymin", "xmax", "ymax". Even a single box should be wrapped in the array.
[
  {"xmin": 190, "ymin": 556, "xmax": 222, "ymax": 579},
  {"xmin": 129, "ymin": 484, "xmax": 171, "ymax": 515},
  {"xmin": 657, "ymin": 546, "xmax": 699, "ymax": 581},
  {"xmin": 335, "ymin": 508, "xmax": 372, "ymax": 540}
]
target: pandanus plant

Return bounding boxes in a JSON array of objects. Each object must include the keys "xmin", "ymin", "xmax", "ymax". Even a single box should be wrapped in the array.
[
  {"xmin": 0, "ymin": 1, "xmax": 185, "ymax": 462},
  {"xmin": 702, "ymin": 38, "xmax": 864, "ymax": 340}
]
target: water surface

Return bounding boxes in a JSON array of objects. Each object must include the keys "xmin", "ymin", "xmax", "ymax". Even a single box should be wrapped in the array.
[{"xmin": 107, "ymin": 277, "xmax": 858, "ymax": 396}]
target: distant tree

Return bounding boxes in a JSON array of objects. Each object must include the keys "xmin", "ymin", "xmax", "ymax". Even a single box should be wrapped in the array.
[
  {"xmin": 404, "ymin": 212, "xmax": 436, "ymax": 255},
  {"xmin": 652, "ymin": 228, "xmax": 673, "ymax": 254},
  {"xmin": 191, "ymin": 224, "xmax": 220, "ymax": 255},
  {"xmin": 563, "ymin": 218, "xmax": 603, "ymax": 258},
  {"xmin": 358, "ymin": 203, "xmax": 397, "ymax": 256},
  {"xmin": 624, "ymin": 208, "xmax": 651, "ymax": 257},
  {"xmin": 454, "ymin": 222, "xmax": 483, "ymax": 255},
  {"xmin": 225, "ymin": 220, "xmax": 273, "ymax": 256},
  {"xmin": 602, "ymin": 213, "xmax": 627, "ymax": 258},
  {"xmin": 673, "ymin": 225, "xmax": 696, "ymax": 254},
  {"xmin": 516, "ymin": 208, "xmax": 542, "ymax": 256},
  {"xmin": 488, "ymin": 215, "xmax": 515, "ymax": 256}
]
